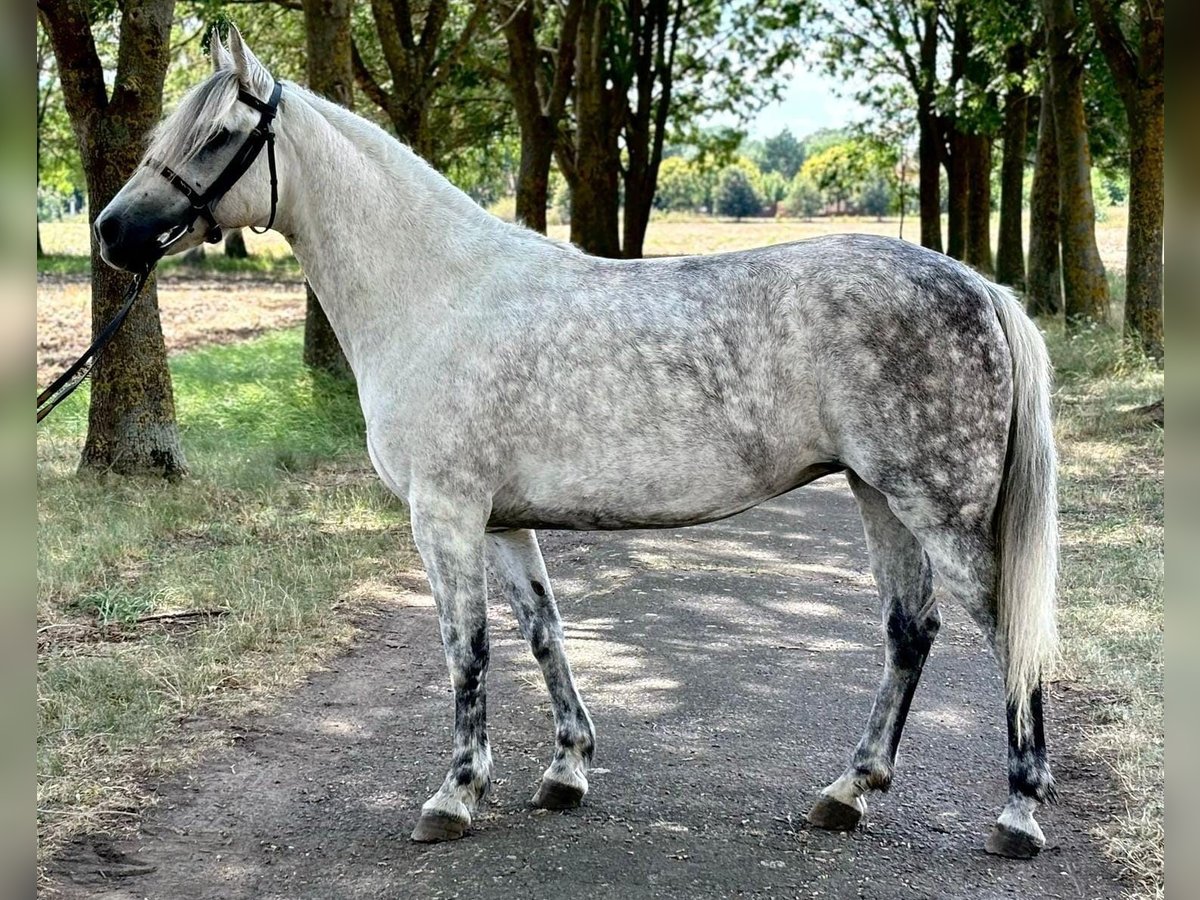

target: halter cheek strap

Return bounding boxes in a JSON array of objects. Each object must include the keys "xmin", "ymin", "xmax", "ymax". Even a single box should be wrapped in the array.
[{"xmin": 147, "ymin": 80, "xmax": 283, "ymax": 247}]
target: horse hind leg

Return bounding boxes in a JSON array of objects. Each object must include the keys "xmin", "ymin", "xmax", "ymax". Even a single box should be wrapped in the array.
[
  {"xmin": 808, "ymin": 473, "xmax": 941, "ymax": 831},
  {"xmin": 907, "ymin": 520, "xmax": 1056, "ymax": 858},
  {"xmin": 488, "ymin": 529, "xmax": 595, "ymax": 809}
]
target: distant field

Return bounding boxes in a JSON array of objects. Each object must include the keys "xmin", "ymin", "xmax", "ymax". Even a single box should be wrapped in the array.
[{"xmin": 40, "ymin": 207, "xmax": 1131, "ymax": 273}]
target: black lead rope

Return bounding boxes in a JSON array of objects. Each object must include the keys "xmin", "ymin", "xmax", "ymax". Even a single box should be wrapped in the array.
[{"xmin": 37, "ymin": 269, "xmax": 150, "ymax": 424}]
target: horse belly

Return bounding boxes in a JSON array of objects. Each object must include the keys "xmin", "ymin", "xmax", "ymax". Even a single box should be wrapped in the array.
[{"xmin": 487, "ymin": 449, "xmax": 837, "ymax": 531}]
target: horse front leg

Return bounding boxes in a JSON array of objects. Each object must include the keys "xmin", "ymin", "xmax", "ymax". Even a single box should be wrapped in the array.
[
  {"xmin": 489, "ymin": 529, "xmax": 595, "ymax": 808},
  {"xmin": 408, "ymin": 492, "xmax": 492, "ymax": 843}
]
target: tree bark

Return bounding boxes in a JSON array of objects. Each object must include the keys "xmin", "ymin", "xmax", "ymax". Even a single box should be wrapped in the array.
[
  {"xmin": 1042, "ymin": 0, "xmax": 1109, "ymax": 325},
  {"xmin": 1122, "ymin": 91, "xmax": 1164, "ymax": 359},
  {"xmin": 223, "ymin": 228, "xmax": 249, "ymax": 258},
  {"xmin": 945, "ymin": 127, "xmax": 968, "ymax": 261},
  {"xmin": 916, "ymin": 3, "xmax": 942, "ymax": 253},
  {"xmin": 964, "ymin": 132, "xmax": 993, "ymax": 275},
  {"xmin": 301, "ymin": 0, "xmax": 354, "ymax": 379},
  {"xmin": 1027, "ymin": 86, "xmax": 1063, "ymax": 316},
  {"xmin": 1086, "ymin": 0, "xmax": 1164, "ymax": 360},
  {"xmin": 917, "ymin": 104, "xmax": 942, "ymax": 252},
  {"xmin": 39, "ymin": 0, "xmax": 187, "ymax": 478},
  {"xmin": 621, "ymin": 0, "xmax": 684, "ymax": 259},
  {"xmin": 566, "ymin": 0, "xmax": 622, "ymax": 257},
  {"xmin": 500, "ymin": 0, "xmax": 582, "ymax": 233},
  {"xmin": 996, "ymin": 43, "xmax": 1029, "ymax": 290}
]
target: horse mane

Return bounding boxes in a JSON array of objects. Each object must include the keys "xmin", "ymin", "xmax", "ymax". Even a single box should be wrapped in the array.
[{"xmin": 143, "ymin": 69, "xmax": 245, "ymax": 169}]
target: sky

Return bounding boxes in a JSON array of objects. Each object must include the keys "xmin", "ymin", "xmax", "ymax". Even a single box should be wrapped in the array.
[{"xmin": 719, "ymin": 61, "xmax": 870, "ymax": 141}]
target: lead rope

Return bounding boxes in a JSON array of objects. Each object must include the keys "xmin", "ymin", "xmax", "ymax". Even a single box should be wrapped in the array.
[{"xmin": 37, "ymin": 269, "xmax": 150, "ymax": 424}]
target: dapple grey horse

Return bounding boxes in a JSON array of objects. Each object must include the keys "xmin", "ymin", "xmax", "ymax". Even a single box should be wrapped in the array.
[{"xmin": 94, "ymin": 28, "xmax": 1059, "ymax": 859}]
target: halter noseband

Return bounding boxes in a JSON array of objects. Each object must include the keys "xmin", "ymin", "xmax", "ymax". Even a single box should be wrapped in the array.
[{"xmin": 147, "ymin": 80, "xmax": 283, "ymax": 248}]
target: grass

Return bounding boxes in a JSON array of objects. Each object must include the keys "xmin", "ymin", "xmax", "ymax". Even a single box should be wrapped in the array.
[
  {"xmin": 36, "ymin": 329, "xmax": 418, "ymax": 865},
  {"xmin": 1041, "ymin": 321, "xmax": 1164, "ymax": 897}
]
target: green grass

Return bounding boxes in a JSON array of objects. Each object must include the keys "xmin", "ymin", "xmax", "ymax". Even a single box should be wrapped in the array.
[
  {"xmin": 1041, "ymin": 320, "xmax": 1164, "ymax": 898},
  {"xmin": 37, "ymin": 328, "xmax": 416, "ymax": 864},
  {"xmin": 37, "ymin": 251, "xmax": 304, "ymax": 280}
]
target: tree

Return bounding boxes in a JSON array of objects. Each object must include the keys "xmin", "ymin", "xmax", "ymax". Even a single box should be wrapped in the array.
[
  {"xmin": 858, "ymin": 176, "xmax": 891, "ymax": 220},
  {"xmin": 758, "ymin": 128, "xmax": 805, "ymax": 180},
  {"xmin": 809, "ymin": 0, "xmax": 944, "ymax": 251},
  {"xmin": 301, "ymin": 0, "xmax": 354, "ymax": 378},
  {"xmin": 224, "ymin": 229, "xmax": 249, "ymax": 258},
  {"xmin": 38, "ymin": 0, "xmax": 187, "ymax": 478},
  {"xmin": 1086, "ymin": 0, "xmax": 1164, "ymax": 359},
  {"xmin": 654, "ymin": 155, "xmax": 706, "ymax": 211},
  {"xmin": 351, "ymin": 0, "xmax": 491, "ymax": 157},
  {"xmin": 714, "ymin": 166, "xmax": 760, "ymax": 220},
  {"xmin": 1027, "ymin": 85, "xmax": 1063, "ymax": 315},
  {"xmin": 497, "ymin": 0, "xmax": 583, "ymax": 233},
  {"xmin": 1041, "ymin": 0, "xmax": 1110, "ymax": 325},
  {"xmin": 557, "ymin": 0, "xmax": 623, "ymax": 256},
  {"xmin": 996, "ymin": 39, "xmax": 1031, "ymax": 290},
  {"xmin": 555, "ymin": 0, "xmax": 798, "ymax": 256},
  {"xmin": 784, "ymin": 174, "xmax": 823, "ymax": 219}
]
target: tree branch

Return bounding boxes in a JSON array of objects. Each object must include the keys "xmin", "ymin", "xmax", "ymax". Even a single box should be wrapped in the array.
[
  {"xmin": 351, "ymin": 37, "xmax": 393, "ymax": 113},
  {"xmin": 36, "ymin": 0, "xmax": 108, "ymax": 159}
]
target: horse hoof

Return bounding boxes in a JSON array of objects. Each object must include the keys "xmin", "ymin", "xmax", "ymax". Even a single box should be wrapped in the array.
[
  {"xmin": 806, "ymin": 794, "xmax": 865, "ymax": 831},
  {"xmin": 985, "ymin": 822, "xmax": 1044, "ymax": 859},
  {"xmin": 532, "ymin": 779, "xmax": 585, "ymax": 810},
  {"xmin": 410, "ymin": 810, "xmax": 469, "ymax": 843}
]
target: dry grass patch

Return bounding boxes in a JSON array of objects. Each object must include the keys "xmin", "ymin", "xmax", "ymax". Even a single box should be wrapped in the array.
[
  {"xmin": 1044, "ymin": 321, "xmax": 1164, "ymax": 898},
  {"xmin": 37, "ymin": 329, "xmax": 418, "ymax": 866}
]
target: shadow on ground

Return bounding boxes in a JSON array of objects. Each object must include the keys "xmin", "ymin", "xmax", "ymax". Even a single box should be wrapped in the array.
[{"xmin": 47, "ymin": 477, "xmax": 1126, "ymax": 899}]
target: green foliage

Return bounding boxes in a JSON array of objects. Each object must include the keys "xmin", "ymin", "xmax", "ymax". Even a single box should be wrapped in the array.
[
  {"xmin": 857, "ymin": 176, "xmax": 892, "ymax": 219},
  {"xmin": 783, "ymin": 174, "xmax": 823, "ymax": 218},
  {"xmin": 654, "ymin": 156, "xmax": 709, "ymax": 211},
  {"xmin": 714, "ymin": 166, "xmax": 762, "ymax": 220},
  {"xmin": 755, "ymin": 128, "xmax": 806, "ymax": 180}
]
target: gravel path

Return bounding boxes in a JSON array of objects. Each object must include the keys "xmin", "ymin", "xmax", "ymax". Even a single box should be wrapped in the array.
[{"xmin": 48, "ymin": 477, "xmax": 1126, "ymax": 899}]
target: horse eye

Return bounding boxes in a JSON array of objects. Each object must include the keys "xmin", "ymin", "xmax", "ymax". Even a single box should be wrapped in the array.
[{"xmin": 201, "ymin": 128, "xmax": 234, "ymax": 152}]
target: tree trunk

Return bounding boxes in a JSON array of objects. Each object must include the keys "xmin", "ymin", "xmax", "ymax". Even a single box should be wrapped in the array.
[
  {"xmin": 38, "ymin": 225, "xmax": 45, "ymax": 258},
  {"xmin": 40, "ymin": 0, "xmax": 187, "ymax": 477},
  {"xmin": 500, "ymin": 1, "xmax": 581, "ymax": 235},
  {"xmin": 964, "ymin": 132, "xmax": 993, "ymax": 275},
  {"xmin": 301, "ymin": 0, "xmax": 353, "ymax": 378},
  {"xmin": 1042, "ymin": 0, "xmax": 1109, "ymax": 325},
  {"xmin": 82, "ymin": 139, "xmax": 186, "ymax": 477},
  {"xmin": 223, "ymin": 228, "xmax": 249, "ymax": 258},
  {"xmin": 996, "ymin": 45, "xmax": 1029, "ymax": 290},
  {"xmin": 1027, "ymin": 87, "xmax": 1063, "ymax": 316},
  {"xmin": 514, "ymin": 128, "xmax": 554, "ymax": 233},
  {"xmin": 945, "ymin": 127, "xmax": 968, "ymax": 260},
  {"xmin": 303, "ymin": 281, "xmax": 353, "ymax": 378},
  {"xmin": 917, "ymin": 105, "xmax": 942, "ymax": 252},
  {"xmin": 1085, "ymin": 0, "xmax": 1164, "ymax": 359},
  {"xmin": 1124, "ymin": 97, "xmax": 1164, "ymax": 359},
  {"xmin": 568, "ymin": 0, "xmax": 621, "ymax": 257}
]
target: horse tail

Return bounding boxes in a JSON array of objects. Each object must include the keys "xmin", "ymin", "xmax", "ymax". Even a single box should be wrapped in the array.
[{"xmin": 987, "ymin": 282, "xmax": 1059, "ymax": 734}]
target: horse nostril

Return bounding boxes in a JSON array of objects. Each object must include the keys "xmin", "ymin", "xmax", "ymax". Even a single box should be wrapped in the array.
[{"xmin": 96, "ymin": 214, "xmax": 122, "ymax": 245}]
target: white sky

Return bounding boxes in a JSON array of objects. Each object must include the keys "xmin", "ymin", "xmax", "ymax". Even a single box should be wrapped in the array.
[{"xmin": 711, "ymin": 61, "xmax": 871, "ymax": 141}]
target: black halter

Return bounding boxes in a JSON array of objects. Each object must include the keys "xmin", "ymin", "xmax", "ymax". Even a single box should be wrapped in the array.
[{"xmin": 147, "ymin": 80, "xmax": 283, "ymax": 247}]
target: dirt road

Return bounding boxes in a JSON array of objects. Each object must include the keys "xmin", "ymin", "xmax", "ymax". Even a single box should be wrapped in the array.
[{"xmin": 48, "ymin": 477, "xmax": 1125, "ymax": 899}]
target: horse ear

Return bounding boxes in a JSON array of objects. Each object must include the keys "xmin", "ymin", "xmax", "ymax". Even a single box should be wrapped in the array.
[
  {"xmin": 226, "ymin": 24, "xmax": 272, "ymax": 94},
  {"xmin": 210, "ymin": 28, "xmax": 231, "ymax": 72}
]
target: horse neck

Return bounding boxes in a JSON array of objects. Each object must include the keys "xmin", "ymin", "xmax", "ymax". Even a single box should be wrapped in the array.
[{"xmin": 274, "ymin": 87, "xmax": 530, "ymax": 375}]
